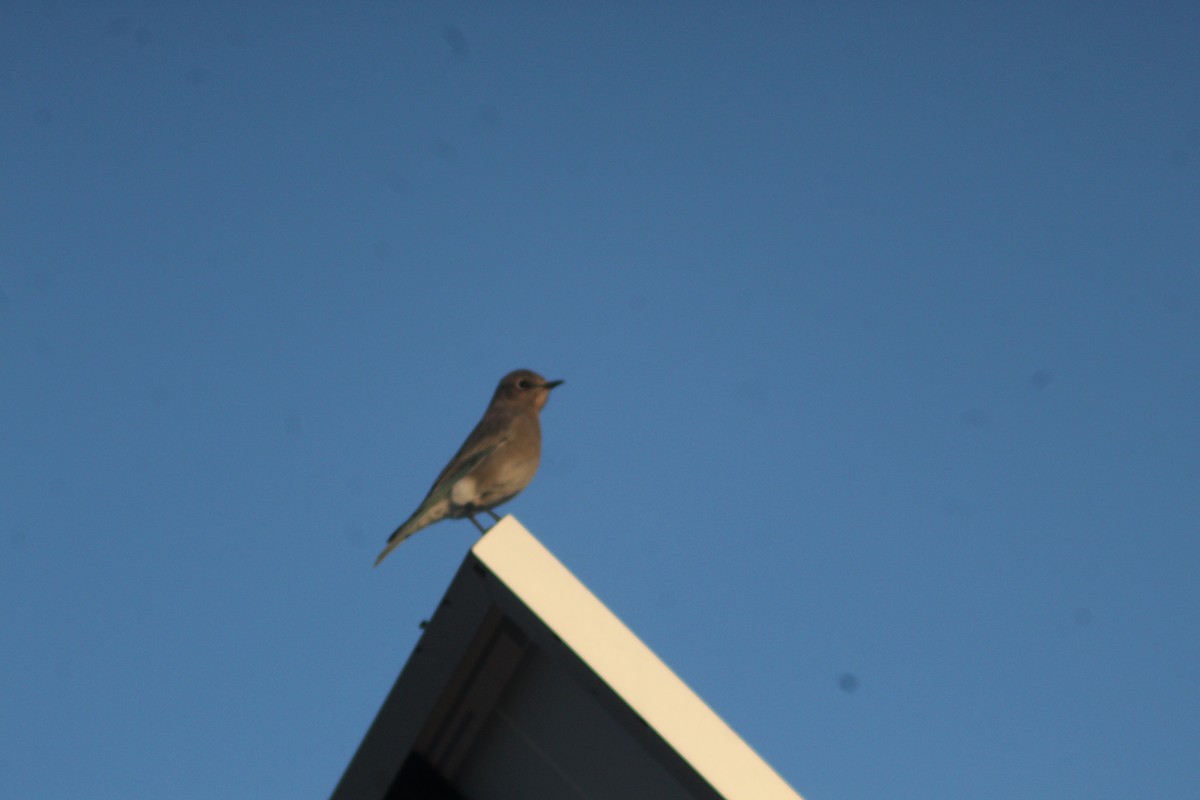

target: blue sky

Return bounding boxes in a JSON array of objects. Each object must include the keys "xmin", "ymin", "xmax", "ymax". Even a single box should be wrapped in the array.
[{"xmin": 2, "ymin": 2, "xmax": 1198, "ymax": 797}]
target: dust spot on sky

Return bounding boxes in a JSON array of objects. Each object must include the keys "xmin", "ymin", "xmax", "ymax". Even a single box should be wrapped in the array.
[
  {"xmin": 32, "ymin": 337, "xmax": 55, "ymax": 359},
  {"xmin": 961, "ymin": 408, "xmax": 989, "ymax": 430},
  {"xmin": 838, "ymin": 672, "xmax": 859, "ymax": 693},
  {"xmin": 150, "ymin": 386, "xmax": 171, "ymax": 407},
  {"xmin": 1171, "ymin": 129, "xmax": 1198, "ymax": 168},
  {"xmin": 185, "ymin": 67, "xmax": 211, "ymax": 87},
  {"xmin": 736, "ymin": 379, "xmax": 767, "ymax": 403},
  {"xmin": 549, "ymin": 454, "xmax": 577, "ymax": 475},
  {"xmin": 383, "ymin": 170, "xmax": 408, "ymax": 195},
  {"xmin": 284, "ymin": 414, "xmax": 304, "ymax": 439},
  {"xmin": 430, "ymin": 137, "xmax": 457, "ymax": 161},
  {"xmin": 442, "ymin": 25, "xmax": 469, "ymax": 61},
  {"xmin": 33, "ymin": 107, "xmax": 54, "ymax": 126},
  {"xmin": 940, "ymin": 497, "xmax": 967, "ymax": 517},
  {"xmin": 1029, "ymin": 369, "xmax": 1054, "ymax": 390},
  {"xmin": 469, "ymin": 104, "xmax": 501, "ymax": 136},
  {"xmin": 105, "ymin": 17, "xmax": 131, "ymax": 37}
]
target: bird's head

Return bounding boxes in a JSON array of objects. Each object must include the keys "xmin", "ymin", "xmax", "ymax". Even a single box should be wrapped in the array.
[{"xmin": 493, "ymin": 369, "xmax": 564, "ymax": 411}]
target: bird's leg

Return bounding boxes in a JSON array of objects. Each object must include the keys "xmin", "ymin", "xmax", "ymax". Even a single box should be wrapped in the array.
[
  {"xmin": 486, "ymin": 509, "xmax": 502, "ymax": 522},
  {"xmin": 468, "ymin": 515, "xmax": 487, "ymax": 535}
]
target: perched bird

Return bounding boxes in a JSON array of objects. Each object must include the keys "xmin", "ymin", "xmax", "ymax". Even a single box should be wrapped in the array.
[{"xmin": 374, "ymin": 369, "xmax": 563, "ymax": 567}]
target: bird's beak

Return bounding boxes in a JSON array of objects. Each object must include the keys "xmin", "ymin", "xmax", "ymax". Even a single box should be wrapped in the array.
[{"xmin": 543, "ymin": 379, "xmax": 564, "ymax": 390}]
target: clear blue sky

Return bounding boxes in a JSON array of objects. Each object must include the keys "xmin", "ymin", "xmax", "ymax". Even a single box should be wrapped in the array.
[{"xmin": 3, "ymin": 2, "xmax": 1197, "ymax": 797}]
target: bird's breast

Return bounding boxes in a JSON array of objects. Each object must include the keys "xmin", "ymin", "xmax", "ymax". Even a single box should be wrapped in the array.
[{"xmin": 489, "ymin": 454, "xmax": 539, "ymax": 491}]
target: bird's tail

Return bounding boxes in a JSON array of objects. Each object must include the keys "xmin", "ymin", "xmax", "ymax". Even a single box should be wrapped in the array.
[
  {"xmin": 373, "ymin": 502, "xmax": 445, "ymax": 567},
  {"xmin": 373, "ymin": 530, "xmax": 406, "ymax": 568}
]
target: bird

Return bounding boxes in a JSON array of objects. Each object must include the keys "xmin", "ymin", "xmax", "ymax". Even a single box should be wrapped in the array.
[{"xmin": 374, "ymin": 369, "xmax": 563, "ymax": 567}]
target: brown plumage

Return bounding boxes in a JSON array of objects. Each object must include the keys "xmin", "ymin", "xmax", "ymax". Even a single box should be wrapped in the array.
[{"xmin": 374, "ymin": 369, "xmax": 563, "ymax": 567}]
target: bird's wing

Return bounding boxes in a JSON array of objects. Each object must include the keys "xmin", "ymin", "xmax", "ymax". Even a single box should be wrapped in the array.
[
  {"xmin": 426, "ymin": 439, "xmax": 505, "ymax": 503},
  {"xmin": 374, "ymin": 412, "xmax": 513, "ymax": 568},
  {"xmin": 426, "ymin": 411, "xmax": 513, "ymax": 496}
]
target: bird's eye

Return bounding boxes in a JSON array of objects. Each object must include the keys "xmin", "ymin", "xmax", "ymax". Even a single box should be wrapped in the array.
[{"xmin": 516, "ymin": 379, "xmax": 531, "ymax": 390}]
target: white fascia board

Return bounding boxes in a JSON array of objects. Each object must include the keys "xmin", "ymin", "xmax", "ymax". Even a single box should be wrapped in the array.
[{"xmin": 474, "ymin": 517, "xmax": 802, "ymax": 800}]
